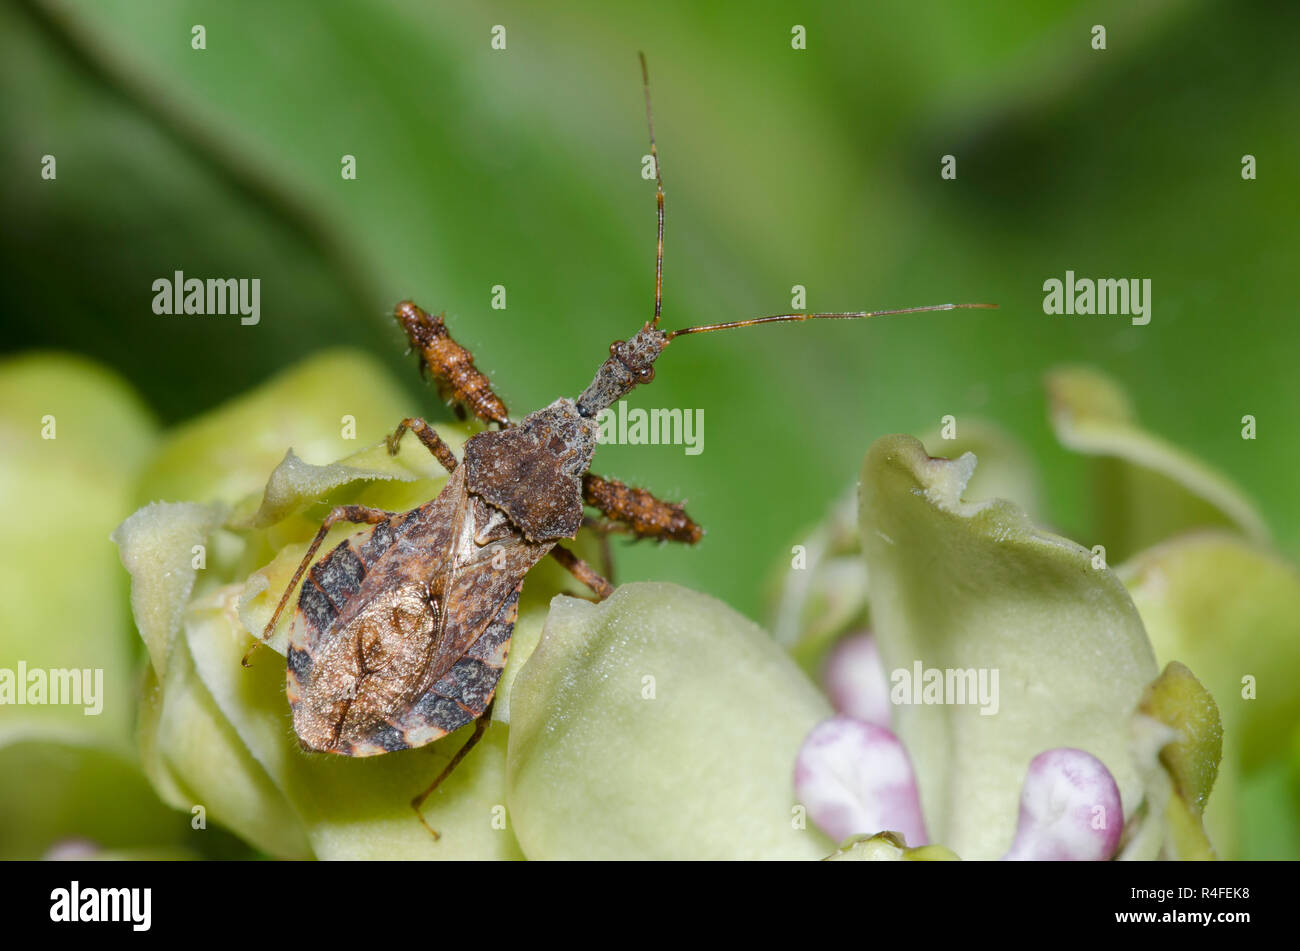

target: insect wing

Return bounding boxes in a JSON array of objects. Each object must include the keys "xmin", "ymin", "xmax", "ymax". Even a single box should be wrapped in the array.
[
  {"xmin": 287, "ymin": 473, "xmax": 467, "ymax": 753},
  {"xmin": 287, "ymin": 467, "xmax": 550, "ymax": 756},
  {"xmin": 421, "ymin": 494, "xmax": 553, "ymax": 689},
  {"xmin": 381, "ymin": 582, "xmax": 522, "ymax": 751}
]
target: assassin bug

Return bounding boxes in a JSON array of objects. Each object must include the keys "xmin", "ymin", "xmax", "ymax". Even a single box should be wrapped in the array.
[{"xmin": 249, "ymin": 54, "xmax": 994, "ymax": 838}]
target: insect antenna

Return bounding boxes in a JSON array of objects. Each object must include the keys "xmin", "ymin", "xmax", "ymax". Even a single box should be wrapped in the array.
[
  {"xmin": 639, "ymin": 51, "xmax": 665, "ymax": 328},
  {"xmin": 666, "ymin": 302, "xmax": 997, "ymax": 339}
]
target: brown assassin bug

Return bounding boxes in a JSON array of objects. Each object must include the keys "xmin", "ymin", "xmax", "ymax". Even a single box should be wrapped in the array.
[{"xmin": 248, "ymin": 54, "xmax": 995, "ymax": 838}]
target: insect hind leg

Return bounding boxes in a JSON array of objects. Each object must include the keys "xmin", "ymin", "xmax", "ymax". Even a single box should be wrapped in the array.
[
  {"xmin": 411, "ymin": 699, "xmax": 495, "ymax": 841},
  {"xmin": 549, "ymin": 544, "xmax": 615, "ymax": 601}
]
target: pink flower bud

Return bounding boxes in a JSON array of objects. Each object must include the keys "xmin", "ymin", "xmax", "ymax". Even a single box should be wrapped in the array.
[
  {"xmin": 795, "ymin": 716, "xmax": 927, "ymax": 846},
  {"xmin": 1002, "ymin": 748, "xmax": 1122, "ymax": 861}
]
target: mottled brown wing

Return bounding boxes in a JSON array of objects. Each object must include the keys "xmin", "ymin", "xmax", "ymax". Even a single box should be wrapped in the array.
[
  {"xmin": 421, "ymin": 493, "xmax": 554, "ymax": 689},
  {"xmin": 287, "ymin": 467, "xmax": 552, "ymax": 756},
  {"xmin": 287, "ymin": 469, "xmax": 467, "ymax": 754},
  {"xmin": 374, "ymin": 581, "xmax": 522, "ymax": 753}
]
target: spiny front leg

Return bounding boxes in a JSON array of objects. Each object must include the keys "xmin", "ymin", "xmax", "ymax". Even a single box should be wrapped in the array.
[
  {"xmin": 387, "ymin": 416, "xmax": 459, "ymax": 474},
  {"xmin": 395, "ymin": 301, "xmax": 510, "ymax": 427},
  {"xmin": 582, "ymin": 473, "xmax": 703, "ymax": 544},
  {"xmin": 242, "ymin": 504, "xmax": 394, "ymax": 667}
]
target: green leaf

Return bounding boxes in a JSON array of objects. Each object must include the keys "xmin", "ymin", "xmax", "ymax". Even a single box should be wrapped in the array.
[
  {"xmin": 858, "ymin": 434, "xmax": 1158, "ymax": 859},
  {"xmin": 507, "ymin": 583, "xmax": 834, "ymax": 859}
]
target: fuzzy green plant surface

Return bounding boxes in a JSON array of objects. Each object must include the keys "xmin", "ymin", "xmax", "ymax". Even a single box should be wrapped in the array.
[
  {"xmin": 6, "ymin": 345, "xmax": 1256, "ymax": 860},
  {"xmin": 0, "ymin": 316, "xmax": 1293, "ymax": 861},
  {"xmin": 772, "ymin": 368, "xmax": 1300, "ymax": 860}
]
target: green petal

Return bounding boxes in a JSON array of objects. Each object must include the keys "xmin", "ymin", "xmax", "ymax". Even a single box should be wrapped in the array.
[
  {"xmin": 1046, "ymin": 367, "xmax": 1268, "ymax": 561},
  {"xmin": 113, "ymin": 500, "xmax": 309, "ymax": 856},
  {"xmin": 242, "ymin": 448, "xmax": 411, "ymax": 529},
  {"xmin": 768, "ymin": 487, "xmax": 868, "ymax": 668},
  {"xmin": 905, "ymin": 843, "xmax": 962, "ymax": 860},
  {"xmin": 0, "ymin": 734, "xmax": 188, "ymax": 860},
  {"xmin": 133, "ymin": 349, "xmax": 416, "ymax": 508},
  {"xmin": 494, "ymin": 530, "xmax": 612, "ymax": 724},
  {"xmin": 1138, "ymin": 662, "xmax": 1222, "ymax": 816},
  {"xmin": 112, "ymin": 501, "xmax": 225, "ymax": 678},
  {"xmin": 1128, "ymin": 662, "xmax": 1223, "ymax": 860},
  {"xmin": 823, "ymin": 831, "xmax": 961, "ymax": 861},
  {"xmin": 237, "ymin": 428, "xmax": 465, "ymax": 530},
  {"xmin": 768, "ymin": 418, "xmax": 1040, "ymax": 672},
  {"xmin": 507, "ymin": 583, "xmax": 834, "ymax": 859},
  {"xmin": 148, "ymin": 620, "xmax": 312, "ymax": 859},
  {"xmin": 825, "ymin": 831, "xmax": 908, "ymax": 861},
  {"xmin": 0, "ymin": 354, "xmax": 179, "ymax": 857},
  {"xmin": 1122, "ymin": 533, "xmax": 1300, "ymax": 770},
  {"xmin": 0, "ymin": 353, "xmax": 156, "ymax": 746},
  {"xmin": 919, "ymin": 418, "xmax": 1045, "ymax": 523},
  {"xmin": 1121, "ymin": 532, "xmax": 1300, "ymax": 857},
  {"xmin": 858, "ymin": 434, "xmax": 1158, "ymax": 859}
]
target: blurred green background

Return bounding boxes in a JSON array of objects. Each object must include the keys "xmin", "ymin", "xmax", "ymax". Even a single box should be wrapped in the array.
[{"xmin": 3, "ymin": 0, "xmax": 1297, "ymax": 620}]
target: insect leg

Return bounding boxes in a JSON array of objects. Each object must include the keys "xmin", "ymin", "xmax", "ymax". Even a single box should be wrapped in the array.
[
  {"xmin": 394, "ymin": 301, "xmax": 511, "ymax": 427},
  {"xmin": 411, "ymin": 699, "xmax": 496, "ymax": 841},
  {"xmin": 386, "ymin": 416, "xmax": 459, "ymax": 474},
  {"xmin": 241, "ymin": 504, "xmax": 393, "ymax": 667},
  {"xmin": 582, "ymin": 472, "xmax": 703, "ymax": 544},
  {"xmin": 549, "ymin": 544, "xmax": 615, "ymax": 601}
]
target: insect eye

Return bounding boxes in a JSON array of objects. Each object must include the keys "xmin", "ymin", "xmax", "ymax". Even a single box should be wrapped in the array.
[{"xmin": 636, "ymin": 365, "xmax": 655, "ymax": 382}]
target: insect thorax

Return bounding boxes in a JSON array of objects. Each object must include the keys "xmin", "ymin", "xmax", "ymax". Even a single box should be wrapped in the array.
[{"xmin": 462, "ymin": 398, "xmax": 598, "ymax": 542}]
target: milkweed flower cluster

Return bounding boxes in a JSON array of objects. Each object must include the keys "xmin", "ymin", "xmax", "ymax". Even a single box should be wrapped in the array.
[{"xmin": 2, "ymin": 353, "xmax": 1295, "ymax": 860}]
